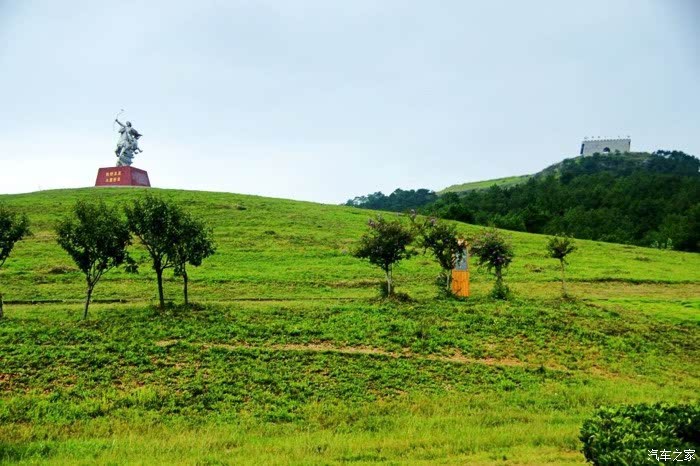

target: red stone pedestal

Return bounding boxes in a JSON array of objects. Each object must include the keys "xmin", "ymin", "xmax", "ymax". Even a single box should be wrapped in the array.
[{"xmin": 95, "ymin": 166, "xmax": 151, "ymax": 187}]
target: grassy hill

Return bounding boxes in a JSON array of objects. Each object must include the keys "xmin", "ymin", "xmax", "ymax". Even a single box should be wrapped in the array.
[
  {"xmin": 439, "ymin": 152, "xmax": 663, "ymax": 194},
  {"xmin": 1, "ymin": 188, "xmax": 699, "ymax": 465},
  {"xmin": 440, "ymin": 175, "xmax": 532, "ymax": 194}
]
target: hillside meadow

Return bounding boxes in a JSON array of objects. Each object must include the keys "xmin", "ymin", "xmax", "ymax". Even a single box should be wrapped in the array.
[
  {"xmin": 0, "ymin": 188, "xmax": 698, "ymax": 465},
  {"xmin": 440, "ymin": 175, "xmax": 532, "ymax": 194}
]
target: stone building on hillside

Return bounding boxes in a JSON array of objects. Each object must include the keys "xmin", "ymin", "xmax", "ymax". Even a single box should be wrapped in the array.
[{"xmin": 580, "ymin": 137, "xmax": 631, "ymax": 156}]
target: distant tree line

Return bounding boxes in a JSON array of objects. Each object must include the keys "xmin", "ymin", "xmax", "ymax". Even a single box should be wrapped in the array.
[
  {"xmin": 345, "ymin": 188, "xmax": 437, "ymax": 212},
  {"xmin": 345, "ymin": 151, "xmax": 700, "ymax": 252}
]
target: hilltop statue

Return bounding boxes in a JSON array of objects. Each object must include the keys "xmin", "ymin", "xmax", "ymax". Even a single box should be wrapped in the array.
[
  {"xmin": 94, "ymin": 113, "xmax": 151, "ymax": 187},
  {"xmin": 114, "ymin": 118, "xmax": 143, "ymax": 167}
]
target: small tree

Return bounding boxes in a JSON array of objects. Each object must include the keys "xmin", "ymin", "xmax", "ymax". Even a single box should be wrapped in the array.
[
  {"xmin": 414, "ymin": 216, "xmax": 463, "ymax": 293},
  {"xmin": 546, "ymin": 235, "xmax": 576, "ymax": 297},
  {"xmin": 172, "ymin": 214, "xmax": 216, "ymax": 305},
  {"xmin": 469, "ymin": 227, "xmax": 514, "ymax": 299},
  {"xmin": 125, "ymin": 195, "xmax": 183, "ymax": 308},
  {"xmin": 56, "ymin": 200, "xmax": 135, "ymax": 319},
  {"xmin": 0, "ymin": 205, "xmax": 30, "ymax": 318},
  {"xmin": 353, "ymin": 216, "xmax": 415, "ymax": 296}
]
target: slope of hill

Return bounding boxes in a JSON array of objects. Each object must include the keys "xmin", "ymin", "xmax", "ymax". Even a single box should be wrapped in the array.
[
  {"xmin": 345, "ymin": 151, "xmax": 700, "ymax": 251},
  {"xmin": 428, "ymin": 151, "xmax": 700, "ymax": 251},
  {"xmin": 440, "ymin": 175, "xmax": 532, "ymax": 194},
  {"xmin": 0, "ymin": 188, "xmax": 698, "ymax": 464},
  {"xmin": 440, "ymin": 152, "xmax": 683, "ymax": 194}
]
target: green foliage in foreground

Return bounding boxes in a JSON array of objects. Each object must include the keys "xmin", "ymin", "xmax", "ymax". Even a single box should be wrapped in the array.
[
  {"xmin": 0, "ymin": 187, "xmax": 698, "ymax": 464},
  {"xmin": 580, "ymin": 403, "xmax": 700, "ymax": 465},
  {"xmin": 0, "ymin": 296, "xmax": 698, "ymax": 464}
]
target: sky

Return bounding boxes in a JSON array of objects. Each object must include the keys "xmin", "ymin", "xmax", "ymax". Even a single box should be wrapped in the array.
[{"xmin": 1, "ymin": 0, "xmax": 698, "ymax": 204}]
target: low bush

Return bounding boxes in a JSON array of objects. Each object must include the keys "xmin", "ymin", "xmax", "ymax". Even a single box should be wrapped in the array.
[{"xmin": 580, "ymin": 403, "xmax": 700, "ymax": 465}]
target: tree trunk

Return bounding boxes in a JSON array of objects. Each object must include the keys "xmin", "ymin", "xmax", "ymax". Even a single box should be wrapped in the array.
[
  {"xmin": 183, "ymin": 269, "xmax": 189, "ymax": 306},
  {"xmin": 560, "ymin": 260, "xmax": 567, "ymax": 296},
  {"xmin": 0, "ymin": 291, "xmax": 4, "ymax": 319},
  {"xmin": 445, "ymin": 271, "xmax": 452, "ymax": 292},
  {"xmin": 83, "ymin": 285, "xmax": 93, "ymax": 320},
  {"xmin": 156, "ymin": 268, "xmax": 165, "ymax": 308},
  {"xmin": 385, "ymin": 267, "xmax": 392, "ymax": 296}
]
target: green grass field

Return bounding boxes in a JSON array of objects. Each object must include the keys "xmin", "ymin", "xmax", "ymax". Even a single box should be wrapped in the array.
[
  {"xmin": 439, "ymin": 175, "xmax": 532, "ymax": 194},
  {"xmin": 0, "ymin": 188, "xmax": 698, "ymax": 465}
]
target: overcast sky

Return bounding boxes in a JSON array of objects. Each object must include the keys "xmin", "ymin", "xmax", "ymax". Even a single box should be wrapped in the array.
[{"xmin": 1, "ymin": 0, "xmax": 698, "ymax": 203}]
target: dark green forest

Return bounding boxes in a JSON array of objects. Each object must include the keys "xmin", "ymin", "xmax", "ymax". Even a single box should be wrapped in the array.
[
  {"xmin": 345, "ymin": 188, "xmax": 438, "ymax": 211},
  {"xmin": 345, "ymin": 151, "xmax": 700, "ymax": 252}
]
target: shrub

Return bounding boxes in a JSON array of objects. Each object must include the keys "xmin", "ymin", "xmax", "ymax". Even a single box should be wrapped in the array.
[
  {"xmin": 354, "ymin": 216, "xmax": 415, "ymax": 297},
  {"xmin": 580, "ymin": 403, "xmax": 700, "ymax": 465},
  {"xmin": 125, "ymin": 195, "xmax": 184, "ymax": 308},
  {"xmin": 0, "ymin": 205, "xmax": 30, "ymax": 319},
  {"xmin": 469, "ymin": 227, "xmax": 514, "ymax": 299},
  {"xmin": 172, "ymin": 214, "xmax": 216, "ymax": 306},
  {"xmin": 546, "ymin": 234, "xmax": 576, "ymax": 297},
  {"xmin": 412, "ymin": 216, "xmax": 463, "ymax": 294},
  {"xmin": 56, "ymin": 200, "xmax": 135, "ymax": 319}
]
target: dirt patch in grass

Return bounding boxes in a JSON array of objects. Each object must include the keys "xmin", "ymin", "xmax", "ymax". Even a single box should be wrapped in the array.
[
  {"xmin": 171, "ymin": 340, "xmax": 568, "ymax": 372},
  {"xmin": 155, "ymin": 340, "xmax": 180, "ymax": 348}
]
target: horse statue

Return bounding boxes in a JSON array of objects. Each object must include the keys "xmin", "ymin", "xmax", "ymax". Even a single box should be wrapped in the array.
[{"xmin": 114, "ymin": 118, "xmax": 143, "ymax": 167}]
